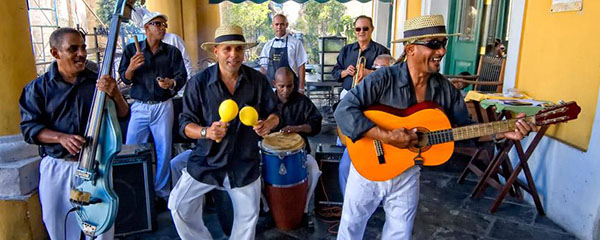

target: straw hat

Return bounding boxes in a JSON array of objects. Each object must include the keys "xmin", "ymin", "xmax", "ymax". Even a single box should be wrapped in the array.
[
  {"xmin": 392, "ymin": 15, "xmax": 460, "ymax": 43},
  {"xmin": 201, "ymin": 25, "xmax": 258, "ymax": 51}
]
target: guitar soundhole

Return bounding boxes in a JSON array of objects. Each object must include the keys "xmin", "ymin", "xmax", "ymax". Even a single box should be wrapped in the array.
[{"xmin": 409, "ymin": 127, "xmax": 432, "ymax": 153}]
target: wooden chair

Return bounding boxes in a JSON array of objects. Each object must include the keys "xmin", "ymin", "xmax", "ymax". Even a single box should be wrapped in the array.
[{"xmin": 446, "ymin": 55, "xmax": 507, "ymax": 93}]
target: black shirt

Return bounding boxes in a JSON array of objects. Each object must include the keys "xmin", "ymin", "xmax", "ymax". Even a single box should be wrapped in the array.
[
  {"xmin": 334, "ymin": 62, "xmax": 473, "ymax": 142},
  {"xmin": 179, "ymin": 64, "xmax": 278, "ymax": 188},
  {"xmin": 273, "ymin": 92, "xmax": 322, "ymax": 154},
  {"xmin": 118, "ymin": 40, "xmax": 187, "ymax": 101},
  {"xmin": 19, "ymin": 62, "xmax": 97, "ymax": 158},
  {"xmin": 332, "ymin": 40, "xmax": 390, "ymax": 90}
]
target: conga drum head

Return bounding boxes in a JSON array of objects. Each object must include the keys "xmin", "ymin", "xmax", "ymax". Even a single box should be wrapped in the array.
[{"xmin": 261, "ymin": 132, "xmax": 305, "ymax": 154}]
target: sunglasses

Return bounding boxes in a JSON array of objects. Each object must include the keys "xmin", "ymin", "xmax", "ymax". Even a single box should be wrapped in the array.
[
  {"xmin": 412, "ymin": 38, "xmax": 448, "ymax": 50},
  {"xmin": 148, "ymin": 21, "xmax": 168, "ymax": 28},
  {"xmin": 354, "ymin": 27, "xmax": 370, "ymax": 32}
]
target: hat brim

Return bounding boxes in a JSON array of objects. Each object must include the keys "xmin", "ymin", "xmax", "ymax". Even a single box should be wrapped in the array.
[
  {"xmin": 392, "ymin": 33, "xmax": 461, "ymax": 44},
  {"xmin": 201, "ymin": 41, "xmax": 258, "ymax": 51},
  {"xmin": 142, "ymin": 14, "xmax": 168, "ymax": 26}
]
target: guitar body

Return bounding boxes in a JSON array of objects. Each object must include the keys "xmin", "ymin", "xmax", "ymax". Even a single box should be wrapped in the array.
[
  {"xmin": 74, "ymin": 100, "xmax": 122, "ymax": 235},
  {"xmin": 345, "ymin": 102, "xmax": 454, "ymax": 181}
]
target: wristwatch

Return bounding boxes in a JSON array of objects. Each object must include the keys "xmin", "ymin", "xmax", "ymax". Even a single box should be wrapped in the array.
[{"xmin": 200, "ymin": 127, "xmax": 207, "ymax": 138}]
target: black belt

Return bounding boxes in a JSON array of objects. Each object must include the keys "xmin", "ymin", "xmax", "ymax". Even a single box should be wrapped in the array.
[{"xmin": 135, "ymin": 99, "xmax": 164, "ymax": 105}]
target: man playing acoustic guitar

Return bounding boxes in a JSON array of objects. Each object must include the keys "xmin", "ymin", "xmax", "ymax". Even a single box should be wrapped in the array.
[{"xmin": 334, "ymin": 15, "xmax": 536, "ymax": 240}]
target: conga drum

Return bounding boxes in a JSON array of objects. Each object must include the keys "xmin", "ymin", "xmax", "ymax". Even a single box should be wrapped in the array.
[{"xmin": 260, "ymin": 132, "xmax": 308, "ymax": 231}]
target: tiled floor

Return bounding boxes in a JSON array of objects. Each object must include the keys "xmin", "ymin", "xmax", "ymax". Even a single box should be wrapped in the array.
[{"xmin": 119, "ymin": 124, "xmax": 578, "ymax": 240}]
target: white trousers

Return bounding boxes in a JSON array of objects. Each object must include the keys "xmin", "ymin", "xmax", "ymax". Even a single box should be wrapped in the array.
[
  {"xmin": 39, "ymin": 156, "xmax": 114, "ymax": 240},
  {"xmin": 126, "ymin": 99, "xmax": 174, "ymax": 198},
  {"xmin": 337, "ymin": 164, "xmax": 420, "ymax": 240},
  {"xmin": 168, "ymin": 169, "xmax": 261, "ymax": 240},
  {"xmin": 172, "ymin": 150, "xmax": 321, "ymax": 213},
  {"xmin": 170, "ymin": 149, "xmax": 192, "ymax": 185}
]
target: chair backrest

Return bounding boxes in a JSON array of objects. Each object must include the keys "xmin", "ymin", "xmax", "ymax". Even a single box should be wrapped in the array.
[{"xmin": 474, "ymin": 55, "xmax": 506, "ymax": 93}]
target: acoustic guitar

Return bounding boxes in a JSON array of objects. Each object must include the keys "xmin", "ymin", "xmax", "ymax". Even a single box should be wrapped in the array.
[{"xmin": 344, "ymin": 101, "xmax": 580, "ymax": 181}]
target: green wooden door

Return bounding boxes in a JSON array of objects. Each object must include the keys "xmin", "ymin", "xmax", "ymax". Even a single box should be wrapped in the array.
[{"xmin": 445, "ymin": 0, "xmax": 484, "ymax": 75}]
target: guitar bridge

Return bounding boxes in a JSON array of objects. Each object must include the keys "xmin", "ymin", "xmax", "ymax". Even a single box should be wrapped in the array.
[
  {"xmin": 81, "ymin": 222, "xmax": 97, "ymax": 236},
  {"xmin": 374, "ymin": 140, "xmax": 386, "ymax": 164}
]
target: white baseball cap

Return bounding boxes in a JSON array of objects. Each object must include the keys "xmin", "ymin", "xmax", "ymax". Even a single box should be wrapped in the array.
[{"xmin": 142, "ymin": 11, "xmax": 168, "ymax": 26}]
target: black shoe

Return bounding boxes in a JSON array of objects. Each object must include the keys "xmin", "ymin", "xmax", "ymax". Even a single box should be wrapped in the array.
[{"xmin": 301, "ymin": 213, "xmax": 314, "ymax": 229}]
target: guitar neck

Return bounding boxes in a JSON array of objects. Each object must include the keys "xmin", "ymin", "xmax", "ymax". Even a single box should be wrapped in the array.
[{"xmin": 426, "ymin": 116, "xmax": 536, "ymax": 145}]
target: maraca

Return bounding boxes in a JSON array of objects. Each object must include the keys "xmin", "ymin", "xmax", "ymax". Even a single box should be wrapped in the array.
[
  {"xmin": 216, "ymin": 99, "xmax": 239, "ymax": 142},
  {"xmin": 239, "ymin": 106, "xmax": 259, "ymax": 127}
]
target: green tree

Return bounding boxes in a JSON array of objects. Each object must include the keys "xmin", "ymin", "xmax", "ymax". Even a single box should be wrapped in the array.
[
  {"xmin": 97, "ymin": 0, "xmax": 116, "ymax": 26},
  {"xmin": 221, "ymin": 2, "xmax": 274, "ymax": 61},
  {"xmin": 295, "ymin": 1, "xmax": 356, "ymax": 64}
]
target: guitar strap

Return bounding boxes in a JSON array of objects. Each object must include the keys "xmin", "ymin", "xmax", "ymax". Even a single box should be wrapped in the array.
[{"xmin": 413, "ymin": 148, "xmax": 424, "ymax": 168}]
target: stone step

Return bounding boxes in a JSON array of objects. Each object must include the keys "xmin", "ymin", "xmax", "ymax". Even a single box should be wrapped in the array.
[
  {"xmin": 0, "ymin": 134, "xmax": 39, "ymax": 163},
  {"xmin": 0, "ymin": 157, "xmax": 40, "ymax": 197}
]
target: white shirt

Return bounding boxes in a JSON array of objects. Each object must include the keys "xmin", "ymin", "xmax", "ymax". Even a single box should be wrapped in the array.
[{"xmin": 259, "ymin": 34, "xmax": 308, "ymax": 76}]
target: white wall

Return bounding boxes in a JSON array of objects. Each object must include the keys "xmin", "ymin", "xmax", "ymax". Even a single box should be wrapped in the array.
[
  {"xmin": 391, "ymin": 0, "xmax": 407, "ymax": 58},
  {"xmin": 502, "ymin": 0, "xmax": 525, "ymax": 92},
  {"xmin": 502, "ymin": 1, "xmax": 600, "ymax": 239},
  {"xmin": 373, "ymin": 0, "xmax": 393, "ymax": 48},
  {"xmin": 508, "ymin": 87, "xmax": 600, "ymax": 240}
]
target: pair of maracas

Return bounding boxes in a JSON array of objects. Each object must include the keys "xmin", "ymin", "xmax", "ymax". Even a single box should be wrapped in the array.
[{"xmin": 216, "ymin": 99, "xmax": 259, "ymax": 142}]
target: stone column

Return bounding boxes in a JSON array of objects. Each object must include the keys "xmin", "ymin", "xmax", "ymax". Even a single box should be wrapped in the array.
[{"xmin": 0, "ymin": 0, "xmax": 37, "ymax": 136}]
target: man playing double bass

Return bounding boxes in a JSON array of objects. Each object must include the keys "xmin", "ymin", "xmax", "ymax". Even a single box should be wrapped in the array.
[{"xmin": 19, "ymin": 28, "xmax": 129, "ymax": 239}]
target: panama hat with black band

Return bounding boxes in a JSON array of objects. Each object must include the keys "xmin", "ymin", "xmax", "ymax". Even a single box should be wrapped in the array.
[{"xmin": 201, "ymin": 25, "xmax": 258, "ymax": 51}]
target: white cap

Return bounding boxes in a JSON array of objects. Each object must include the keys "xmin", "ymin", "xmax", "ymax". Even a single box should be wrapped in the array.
[{"xmin": 142, "ymin": 11, "xmax": 168, "ymax": 26}]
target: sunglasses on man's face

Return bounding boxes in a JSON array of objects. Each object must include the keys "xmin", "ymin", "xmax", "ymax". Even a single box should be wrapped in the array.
[
  {"xmin": 148, "ymin": 21, "xmax": 168, "ymax": 28},
  {"xmin": 412, "ymin": 38, "xmax": 448, "ymax": 50},
  {"xmin": 354, "ymin": 27, "xmax": 370, "ymax": 32}
]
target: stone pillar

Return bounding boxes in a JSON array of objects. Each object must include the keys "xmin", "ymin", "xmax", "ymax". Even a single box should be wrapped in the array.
[
  {"xmin": 197, "ymin": 1, "xmax": 221, "ymax": 68},
  {"xmin": 182, "ymin": 0, "xmax": 199, "ymax": 74},
  {"xmin": 0, "ymin": 0, "xmax": 37, "ymax": 136}
]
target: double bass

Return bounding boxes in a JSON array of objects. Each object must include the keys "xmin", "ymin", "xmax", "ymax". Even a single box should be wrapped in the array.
[{"xmin": 69, "ymin": 0, "xmax": 137, "ymax": 237}]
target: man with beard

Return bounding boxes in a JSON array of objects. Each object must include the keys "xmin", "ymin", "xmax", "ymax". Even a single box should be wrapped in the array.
[
  {"xmin": 334, "ymin": 15, "xmax": 536, "ymax": 239},
  {"xmin": 19, "ymin": 27, "xmax": 129, "ymax": 239},
  {"xmin": 118, "ymin": 12, "xmax": 187, "ymax": 201}
]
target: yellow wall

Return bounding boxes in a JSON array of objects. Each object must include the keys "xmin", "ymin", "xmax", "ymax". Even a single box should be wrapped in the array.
[
  {"xmin": 0, "ymin": 193, "xmax": 47, "ymax": 240},
  {"xmin": 0, "ymin": 0, "xmax": 37, "ymax": 136},
  {"xmin": 516, "ymin": 0, "xmax": 600, "ymax": 150},
  {"xmin": 182, "ymin": 0, "xmax": 199, "ymax": 73},
  {"xmin": 197, "ymin": 2, "xmax": 221, "ymax": 63},
  {"xmin": 407, "ymin": 0, "xmax": 422, "ymax": 19}
]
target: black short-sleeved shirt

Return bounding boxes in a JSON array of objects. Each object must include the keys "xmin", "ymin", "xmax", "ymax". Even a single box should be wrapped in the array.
[{"xmin": 273, "ymin": 92, "xmax": 322, "ymax": 154}]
